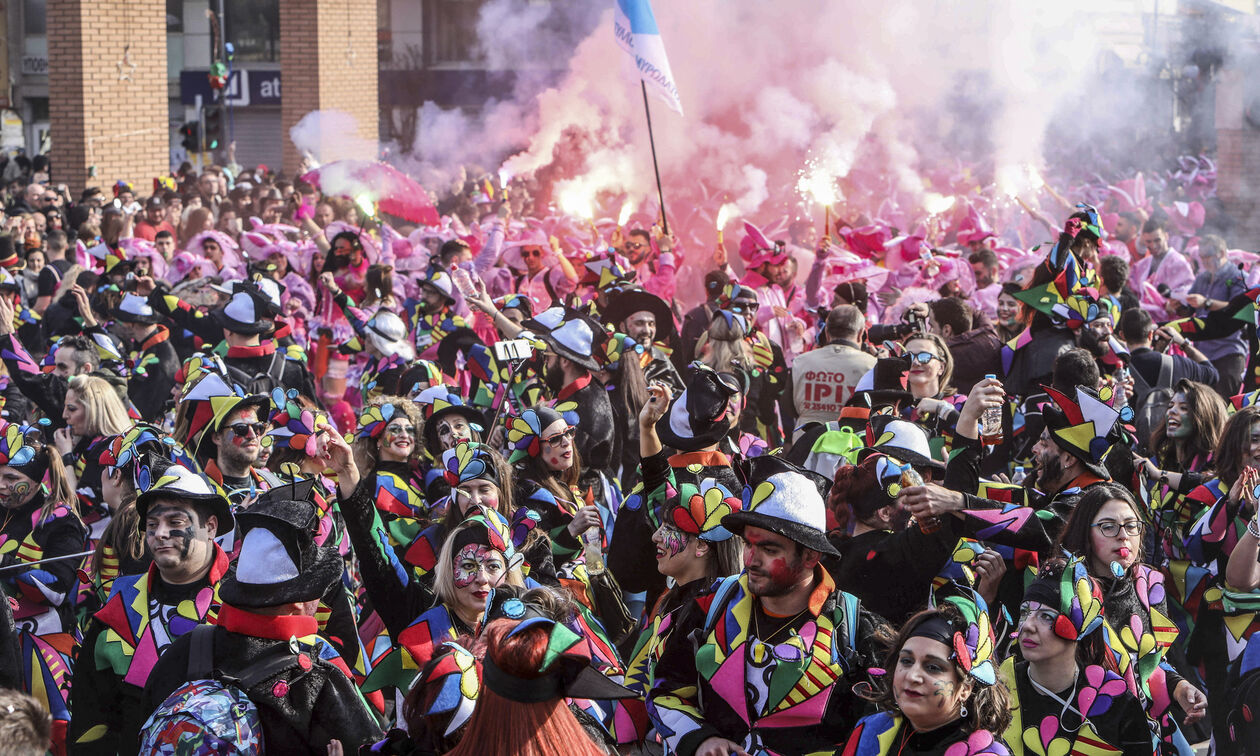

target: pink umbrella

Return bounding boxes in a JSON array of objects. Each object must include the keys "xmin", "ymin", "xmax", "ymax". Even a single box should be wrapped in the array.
[{"xmin": 300, "ymin": 160, "xmax": 440, "ymax": 227}]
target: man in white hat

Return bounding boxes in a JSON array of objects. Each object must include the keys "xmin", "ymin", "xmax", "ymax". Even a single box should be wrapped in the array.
[{"xmin": 648, "ymin": 456, "xmax": 886, "ymax": 756}]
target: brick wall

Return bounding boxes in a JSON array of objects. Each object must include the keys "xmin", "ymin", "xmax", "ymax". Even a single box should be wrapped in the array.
[
  {"xmin": 48, "ymin": 0, "xmax": 168, "ymax": 196},
  {"xmin": 280, "ymin": 0, "xmax": 380, "ymax": 173},
  {"xmin": 1215, "ymin": 68, "xmax": 1260, "ymax": 249}
]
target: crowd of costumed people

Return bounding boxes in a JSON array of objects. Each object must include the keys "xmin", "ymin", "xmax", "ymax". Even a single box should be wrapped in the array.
[{"xmin": 3, "ymin": 150, "xmax": 1260, "ymax": 756}]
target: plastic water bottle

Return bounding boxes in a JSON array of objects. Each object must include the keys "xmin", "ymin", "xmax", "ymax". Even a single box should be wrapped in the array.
[
  {"xmin": 980, "ymin": 374, "xmax": 1003, "ymax": 446},
  {"xmin": 582, "ymin": 528, "xmax": 606, "ymax": 575},
  {"xmin": 1011, "ymin": 465, "xmax": 1027, "ymax": 485}
]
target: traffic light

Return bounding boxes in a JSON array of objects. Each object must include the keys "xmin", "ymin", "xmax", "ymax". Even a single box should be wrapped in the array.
[
  {"xmin": 179, "ymin": 122, "xmax": 201, "ymax": 152},
  {"xmin": 203, "ymin": 107, "xmax": 223, "ymax": 151}
]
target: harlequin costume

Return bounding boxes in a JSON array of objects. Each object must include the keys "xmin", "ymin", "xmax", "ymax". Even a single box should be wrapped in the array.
[
  {"xmin": 610, "ymin": 413, "xmax": 744, "ymax": 745},
  {"xmin": 356, "ymin": 401, "xmax": 431, "ymax": 562},
  {"xmin": 843, "ymin": 591, "xmax": 1009, "ymax": 756},
  {"xmin": 0, "ymin": 423, "xmax": 87, "ymax": 750},
  {"xmin": 109, "ymin": 293, "xmax": 179, "ymax": 419},
  {"xmin": 521, "ymin": 306, "xmax": 618, "ymax": 482},
  {"xmin": 647, "ymin": 457, "xmax": 886, "ymax": 756},
  {"xmin": 1098, "ymin": 564, "xmax": 1195, "ymax": 755},
  {"xmin": 1002, "ymin": 559, "xmax": 1154, "ymax": 756},
  {"xmin": 506, "ymin": 407, "xmax": 599, "ymax": 606},
  {"xmin": 68, "ymin": 457, "xmax": 233, "ymax": 756},
  {"xmin": 608, "ymin": 363, "xmax": 742, "ymax": 607}
]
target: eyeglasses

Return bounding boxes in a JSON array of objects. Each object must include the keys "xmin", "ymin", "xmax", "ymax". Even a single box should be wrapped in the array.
[
  {"xmin": 625, "ymin": 242, "xmax": 645, "ymax": 250},
  {"xmin": 521, "ymin": 248, "xmax": 543, "ymax": 258},
  {"xmin": 228, "ymin": 422, "xmax": 267, "ymax": 439},
  {"xmin": 1091, "ymin": 519, "xmax": 1144, "ymax": 538},
  {"xmin": 541, "ymin": 427, "xmax": 575, "ymax": 449},
  {"xmin": 908, "ymin": 351, "xmax": 943, "ymax": 366}
]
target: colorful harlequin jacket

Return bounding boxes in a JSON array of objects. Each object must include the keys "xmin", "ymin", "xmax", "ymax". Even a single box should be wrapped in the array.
[
  {"xmin": 1, "ymin": 492, "xmax": 87, "ymax": 730},
  {"xmin": 1098, "ymin": 567, "xmax": 1192, "ymax": 755},
  {"xmin": 842, "ymin": 712, "xmax": 1010, "ymax": 756},
  {"xmin": 370, "ymin": 461, "xmax": 431, "ymax": 560},
  {"xmin": 67, "ymin": 544, "xmax": 229, "ymax": 755},
  {"xmin": 1001, "ymin": 658, "xmax": 1154, "ymax": 756},
  {"xmin": 647, "ymin": 566, "xmax": 885, "ymax": 756},
  {"xmin": 140, "ymin": 603, "xmax": 384, "ymax": 754},
  {"xmin": 611, "ymin": 577, "xmax": 712, "ymax": 745}
]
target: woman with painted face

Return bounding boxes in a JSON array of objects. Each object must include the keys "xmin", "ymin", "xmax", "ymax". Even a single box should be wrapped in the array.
[
  {"xmin": 608, "ymin": 376, "xmax": 745, "ymax": 745},
  {"xmin": 845, "ymin": 594, "xmax": 1012, "ymax": 756},
  {"xmin": 1058, "ymin": 484, "xmax": 1207, "ymax": 754},
  {"xmin": 0, "ymin": 422, "xmax": 86, "ymax": 743},
  {"xmin": 1003, "ymin": 557, "xmax": 1154, "ymax": 755},
  {"xmin": 415, "ymin": 388, "xmax": 488, "ymax": 507},
  {"xmin": 1139, "ymin": 379, "xmax": 1226, "ymax": 495},
  {"xmin": 350, "ymin": 397, "xmax": 429, "ymax": 560},
  {"xmin": 403, "ymin": 442, "xmax": 515, "ymax": 585}
]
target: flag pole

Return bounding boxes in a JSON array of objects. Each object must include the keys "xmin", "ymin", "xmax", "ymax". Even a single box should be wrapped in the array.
[{"xmin": 640, "ymin": 81, "xmax": 669, "ymax": 235}]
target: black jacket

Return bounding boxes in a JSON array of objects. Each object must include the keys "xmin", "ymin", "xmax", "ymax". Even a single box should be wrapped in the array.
[{"xmin": 141, "ymin": 604, "xmax": 383, "ymax": 755}]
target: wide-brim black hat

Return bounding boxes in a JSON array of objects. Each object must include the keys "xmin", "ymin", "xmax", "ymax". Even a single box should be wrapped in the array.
[
  {"xmin": 846, "ymin": 357, "xmax": 913, "ymax": 409},
  {"xmin": 523, "ymin": 307, "xmax": 606, "ymax": 372},
  {"xmin": 435, "ymin": 326, "xmax": 485, "ymax": 377},
  {"xmin": 721, "ymin": 455, "xmax": 839, "ymax": 556},
  {"xmin": 656, "ymin": 364, "xmax": 740, "ymax": 452},
  {"xmin": 217, "ymin": 478, "xmax": 344, "ymax": 607},
  {"xmin": 111, "ymin": 292, "xmax": 164, "ymax": 324},
  {"xmin": 135, "ymin": 459, "xmax": 234, "ymax": 537},
  {"xmin": 212, "ymin": 287, "xmax": 276, "ymax": 335},
  {"xmin": 602, "ymin": 288, "xmax": 677, "ymax": 341},
  {"xmin": 421, "ymin": 397, "xmax": 488, "ymax": 454}
]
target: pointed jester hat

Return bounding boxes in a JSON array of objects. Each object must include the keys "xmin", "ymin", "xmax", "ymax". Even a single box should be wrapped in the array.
[{"xmin": 1041, "ymin": 383, "xmax": 1127, "ymax": 478}]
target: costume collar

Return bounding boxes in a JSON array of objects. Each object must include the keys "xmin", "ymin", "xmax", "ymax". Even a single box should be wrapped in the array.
[
  {"xmin": 225, "ymin": 340, "xmax": 277, "ymax": 359},
  {"xmin": 148, "ymin": 542, "xmax": 230, "ymax": 588},
  {"xmin": 667, "ymin": 449, "xmax": 730, "ymax": 468},
  {"xmin": 557, "ymin": 373, "xmax": 592, "ymax": 401},
  {"xmin": 140, "ymin": 324, "xmax": 170, "ymax": 351},
  {"xmin": 218, "ymin": 602, "xmax": 319, "ymax": 640}
]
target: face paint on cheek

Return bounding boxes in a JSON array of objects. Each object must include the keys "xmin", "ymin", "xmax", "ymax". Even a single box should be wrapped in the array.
[
  {"xmin": 453, "ymin": 544, "xmax": 491, "ymax": 588},
  {"xmin": 660, "ymin": 527, "xmax": 687, "ymax": 558},
  {"xmin": 169, "ymin": 526, "xmax": 198, "ymax": 559},
  {"xmin": 11, "ymin": 481, "xmax": 30, "ymax": 498}
]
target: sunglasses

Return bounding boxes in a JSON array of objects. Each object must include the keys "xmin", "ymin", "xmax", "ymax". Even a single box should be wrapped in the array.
[
  {"xmin": 625, "ymin": 242, "xmax": 645, "ymax": 250},
  {"xmin": 541, "ymin": 427, "xmax": 575, "ymax": 449},
  {"xmin": 228, "ymin": 422, "xmax": 267, "ymax": 439},
  {"xmin": 522, "ymin": 248, "xmax": 543, "ymax": 258},
  {"xmin": 907, "ymin": 351, "xmax": 942, "ymax": 366}
]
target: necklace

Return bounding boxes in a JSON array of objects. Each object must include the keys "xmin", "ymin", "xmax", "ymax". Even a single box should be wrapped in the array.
[
  {"xmin": 752, "ymin": 601, "xmax": 809, "ymax": 645},
  {"xmin": 1027, "ymin": 665, "xmax": 1083, "ymax": 732}
]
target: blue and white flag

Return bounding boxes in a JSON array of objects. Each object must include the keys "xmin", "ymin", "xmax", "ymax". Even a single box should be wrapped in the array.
[{"xmin": 614, "ymin": 0, "xmax": 684, "ymax": 115}]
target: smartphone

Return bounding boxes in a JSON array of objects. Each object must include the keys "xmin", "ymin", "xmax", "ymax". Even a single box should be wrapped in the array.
[{"xmin": 494, "ymin": 339, "xmax": 533, "ymax": 362}]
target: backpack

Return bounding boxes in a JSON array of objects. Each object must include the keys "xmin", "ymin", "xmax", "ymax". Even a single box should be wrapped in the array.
[
  {"xmin": 1130, "ymin": 353, "xmax": 1173, "ymax": 453},
  {"xmin": 226, "ymin": 350, "xmax": 286, "ymax": 396},
  {"xmin": 1226, "ymin": 640, "xmax": 1260, "ymax": 755},
  {"xmin": 139, "ymin": 624, "xmax": 300, "ymax": 754}
]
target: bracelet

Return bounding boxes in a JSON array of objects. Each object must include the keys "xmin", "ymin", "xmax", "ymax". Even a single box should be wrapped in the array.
[
  {"xmin": 1248, "ymin": 516, "xmax": 1260, "ymax": 540},
  {"xmin": 60, "ymin": 452, "xmax": 75, "ymax": 466}
]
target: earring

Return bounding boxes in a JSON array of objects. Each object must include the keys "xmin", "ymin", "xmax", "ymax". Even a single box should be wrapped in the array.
[{"xmin": 960, "ymin": 704, "xmax": 968, "ymax": 718}]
